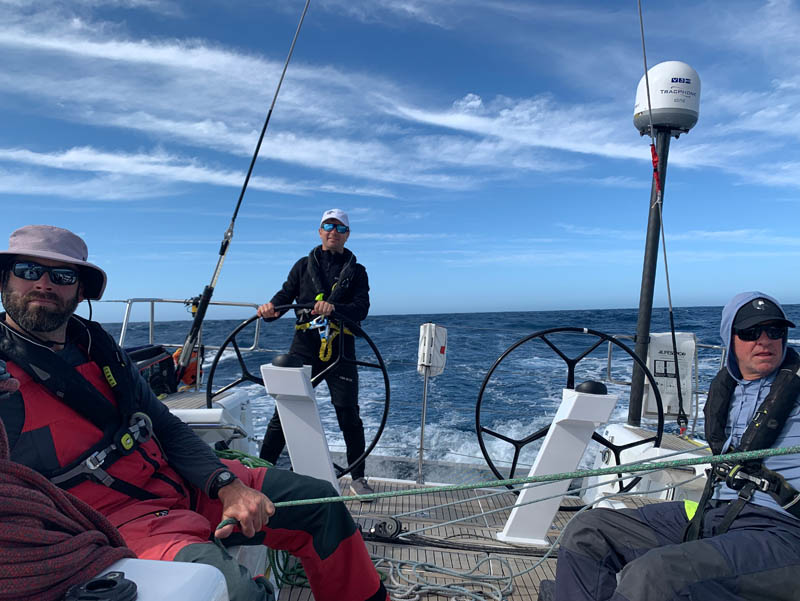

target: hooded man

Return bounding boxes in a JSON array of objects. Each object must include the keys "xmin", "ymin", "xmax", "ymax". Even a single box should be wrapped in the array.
[
  {"xmin": 544, "ymin": 291, "xmax": 800, "ymax": 601},
  {"xmin": 0, "ymin": 225, "xmax": 388, "ymax": 601},
  {"xmin": 257, "ymin": 208, "xmax": 373, "ymax": 498}
]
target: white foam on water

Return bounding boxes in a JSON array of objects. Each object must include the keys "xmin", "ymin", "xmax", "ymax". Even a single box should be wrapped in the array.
[{"xmin": 202, "ymin": 349, "xmax": 238, "ymax": 370}]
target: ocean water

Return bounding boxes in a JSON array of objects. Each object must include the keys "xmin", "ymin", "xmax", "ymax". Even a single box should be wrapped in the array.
[{"xmin": 103, "ymin": 304, "xmax": 800, "ymax": 472}]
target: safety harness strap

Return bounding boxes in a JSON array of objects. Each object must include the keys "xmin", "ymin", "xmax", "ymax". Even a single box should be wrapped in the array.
[
  {"xmin": 686, "ymin": 348, "xmax": 800, "ymax": 540},
  {"xmin": 295, "ymin": 319, "xmax": 353, "ymax": 362},
  {"xmin": 0, "ymin": 318, "xmax": 121, "ymax": 435},
  {"xmin": 305, "ymin": 246, "xmax": 357, "ymax": 308},
  {"xmin": 0, "ymin": 317, "xmax": 165, "ymax": 500},
  {"xmin": 684, "ymin": 472, "xmax": 717, "ymax": 541},
  {"xmin": 49, "ymin": 413, "xmax": 154, "ymax": 495}
]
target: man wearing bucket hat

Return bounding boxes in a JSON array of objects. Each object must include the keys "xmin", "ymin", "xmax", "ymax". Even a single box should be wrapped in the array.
[
  {"xmin": 0, "ymin": 225, "xmax": 389, "ymax": 601},
  {"xmin": 543, "ymin": 291, "xmax": 800, "ymax": 601},
  {"xmin": 257, "ymin": 209, "xmax": 374, "ymax": 499}
]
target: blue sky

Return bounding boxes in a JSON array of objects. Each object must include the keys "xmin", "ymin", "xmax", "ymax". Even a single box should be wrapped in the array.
[{"xmin": 1, "ymin": 0, "xmax": 800, "ymax": 322}]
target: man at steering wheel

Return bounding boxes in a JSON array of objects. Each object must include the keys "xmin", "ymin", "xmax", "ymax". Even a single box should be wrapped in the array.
[{"xmin": 257, "ymin": 208, "xmax": 373, "ymax": 499}]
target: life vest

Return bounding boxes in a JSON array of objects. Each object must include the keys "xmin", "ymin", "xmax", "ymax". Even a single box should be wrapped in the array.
[
  {"xmin": 302, "ymin": 246, "xmax": 357, "ymax": 318},
  {"xmin": 172, "ymin": 346, "xmax": 200, "ymax": 388},
  {"xmin": 0, "ymin": 316, "xmax": 187, "ymax": 518},
  {"xmin": 685, "ymin": 347, "xmax": 800, "ymax": 539},
  {"xmin": 704, "ymin": 347, "xmax": 800, "ymax": 455}
]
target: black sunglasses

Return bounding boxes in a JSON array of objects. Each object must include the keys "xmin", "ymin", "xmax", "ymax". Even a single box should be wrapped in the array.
[
  {"xmin": 11, "ymin": 261, "xmax": 79, "ymax": 286},
  {"xmin": 735, "ymin": 324, "xmax": 787, "ymax": 342},
  {"xmin": 321, "ymin": 223, "xmax": 349, "ymax": 234}
]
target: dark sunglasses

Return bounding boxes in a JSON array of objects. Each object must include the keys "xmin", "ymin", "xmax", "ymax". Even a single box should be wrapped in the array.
[
  {"xmin": 11, "ymin": 261, "xmax": 79, "ymax": 286},
  {"xmin": 321, "ymin": 223, "xmax": 349, "ymax": 234},
  {"xmin": 735, "ymin": 324, "xmax": 787, "ymax": 342}
]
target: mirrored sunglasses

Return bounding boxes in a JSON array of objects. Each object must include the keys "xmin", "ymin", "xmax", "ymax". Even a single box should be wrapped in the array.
[
  {"xmin": 735, "ymin": 324, "xmax": 787, "ymax": 342},
  {"xmin": 11, "ymin": 261, "xmax": 79, "ymax": 286},
  {"xmin": 321, "ymin": 223, "xmax": 349, "ymax": 234}
]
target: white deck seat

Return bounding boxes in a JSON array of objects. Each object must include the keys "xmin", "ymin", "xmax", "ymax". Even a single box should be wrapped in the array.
[{"xmin": 100, "ymin": 558, "xmax": 228, "ymax": 600}]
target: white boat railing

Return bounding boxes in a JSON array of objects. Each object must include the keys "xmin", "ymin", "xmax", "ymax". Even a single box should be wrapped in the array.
[{"xmin": 102, "ymin": 297, "xmax": 262, "ymax": 351}]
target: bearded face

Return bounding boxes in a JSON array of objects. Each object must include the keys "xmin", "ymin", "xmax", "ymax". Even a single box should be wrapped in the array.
[{"xmin": 1, "ymin": 284, "xmax": 81, "ymax": 333}]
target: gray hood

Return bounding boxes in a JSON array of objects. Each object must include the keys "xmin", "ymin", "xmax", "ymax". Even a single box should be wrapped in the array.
[{"xmin": 720, "ymin": 291, "xmax": 788, "ymax": 382}]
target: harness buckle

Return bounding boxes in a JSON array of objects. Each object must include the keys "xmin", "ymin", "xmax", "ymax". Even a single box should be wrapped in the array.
[
  {"xmin": 308, "ymin": 315, "xmax": 330, "ymax": 341},
  {"xmin": 129, "ymin": 412, "xmax": 153, "ymax": 444},
  {"xmin": 85, "ymin": 450, "xmax": 107, "ymax": 471},
  {"xmin": 723, "ymin": 463, "xmax": 772, "ymax": 493}
]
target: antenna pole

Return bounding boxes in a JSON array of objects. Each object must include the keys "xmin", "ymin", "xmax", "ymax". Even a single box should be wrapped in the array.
[{"xmin": 628, "ymin": 127, "xmax": 671, "ymax": 425}]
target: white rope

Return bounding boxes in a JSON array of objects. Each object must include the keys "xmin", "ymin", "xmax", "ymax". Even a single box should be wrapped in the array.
[{"xmin": 373, "ymin": 474, "xmax": 703, "ymax": 599}]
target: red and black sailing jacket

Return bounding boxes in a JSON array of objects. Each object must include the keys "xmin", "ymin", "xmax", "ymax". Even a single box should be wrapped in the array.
[{"xmin": 0, "ymin": 315, "xmax": 226, "ymax": 525}]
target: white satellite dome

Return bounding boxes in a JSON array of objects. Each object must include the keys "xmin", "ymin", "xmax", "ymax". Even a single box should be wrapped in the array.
[{"xmin": 633, "ymin": 61, "xmax": 700, "ymax": 135}]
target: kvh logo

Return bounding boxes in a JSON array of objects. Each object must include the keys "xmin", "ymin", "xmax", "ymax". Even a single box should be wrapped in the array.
[{"xmin": 671, "ymin": 77, "xmax": 691, "ymax": 84}]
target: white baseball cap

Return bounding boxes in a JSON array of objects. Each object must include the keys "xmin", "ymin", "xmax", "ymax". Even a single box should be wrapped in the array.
[{"xmin": 319, "ymin": 208, "xmax": 349, "ymax": 228}]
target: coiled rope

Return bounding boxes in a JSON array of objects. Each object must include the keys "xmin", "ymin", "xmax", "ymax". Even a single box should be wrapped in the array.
[{"xmin": 0, "ymin": 418, "xmax": 135, "ymax": 600}]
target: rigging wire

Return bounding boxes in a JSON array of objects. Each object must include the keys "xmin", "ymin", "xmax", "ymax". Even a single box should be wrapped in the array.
[
  {"xmin": 175, "ymin": 0, "xmax": 312, "ymax": 382},
  {"xmin": 637, "ymin": 0, "xmax": 689, "ymax": 436}
]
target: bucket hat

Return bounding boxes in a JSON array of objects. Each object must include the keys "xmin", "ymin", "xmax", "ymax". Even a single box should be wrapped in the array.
[{"xmin": 0, "ymin": 225, "xmax": 106, "ymax": 300}]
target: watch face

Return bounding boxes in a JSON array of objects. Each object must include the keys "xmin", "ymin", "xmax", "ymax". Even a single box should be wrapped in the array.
[{"xmin": 218, "ymin": 471, "xmax": 232, "ymax": 483}]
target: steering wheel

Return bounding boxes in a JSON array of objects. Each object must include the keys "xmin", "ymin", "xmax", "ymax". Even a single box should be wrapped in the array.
[
  {"xmin": 205, "ymin": 304, "xmax": 391, "ymax": 478},
  {"xmin": 475, "ymin": 326, "xmax": 664, "ymax": 493}
]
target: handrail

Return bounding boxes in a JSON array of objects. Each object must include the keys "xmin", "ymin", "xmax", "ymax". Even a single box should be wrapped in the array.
[{"xmin": 101, "ymin": 298, "xmax": 262, "ymax": 351}]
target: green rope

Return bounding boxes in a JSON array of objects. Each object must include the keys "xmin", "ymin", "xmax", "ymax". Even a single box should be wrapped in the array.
[
  {"xmin": 272, "ymin": 445, "xmax": 800, "ymax": 508},
  {"xmin": 215, "ymin": 448, "xmax": 273, "ymax": 469},
  {"xmin": 268, "ymin": 548, "xmax": 309, "ymax": 588}
]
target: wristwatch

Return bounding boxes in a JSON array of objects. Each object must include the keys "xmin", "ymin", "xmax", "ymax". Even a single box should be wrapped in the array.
[{"xmin": 209, "ymin": 469, "xmax": 237, "ymax": 499}]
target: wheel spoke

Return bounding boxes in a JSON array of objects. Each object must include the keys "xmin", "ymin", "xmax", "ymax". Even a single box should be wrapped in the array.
[
  {"xmin": 476, "ymin": 326, "xmax": 665, "ymax": 492},
  {"xmin": 518, "ymin": 425, "xmax": 550, "ymax": 446},
  {"xmin": 540, "ymin": 335, "xmax": 570, "ymax": 363},
  {"xmin": 575, "ymin": 337, "xmax": 605, "ymax": 362},
  {"xmin": 480, "ymin": 426, "xmax": 522, "ymax": 446},
  {"xmin": 214, "ymin": 377, "xmax": 247, "ymax": 397}
]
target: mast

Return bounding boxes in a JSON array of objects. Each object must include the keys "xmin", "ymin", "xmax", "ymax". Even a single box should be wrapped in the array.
[{"xmin": 627, "ymin": 61, "xmax": 700, "ymax": 426}]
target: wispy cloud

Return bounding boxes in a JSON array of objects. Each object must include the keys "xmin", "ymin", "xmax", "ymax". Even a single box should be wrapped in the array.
[
  {"xmin": 0, "ymin": 169, "xmax": 172, "ymax": 201},
  {"xmin": 2, "ymin": 0, "xmax": 800, "ymax": 209},
  {"xmin": 556, "ymin": 224, "xmax": 800, "ymax": 249},
  {"xmin": 556, "ymin": 223, "xmax": 642, "ymax": 241},
  {"xmin": 0, "ymin": 147, "xmax": 396, "ymax": 198},
  {"xmin": 357, "ymin": 232, "xmax": 455, "ymax": 241}
]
